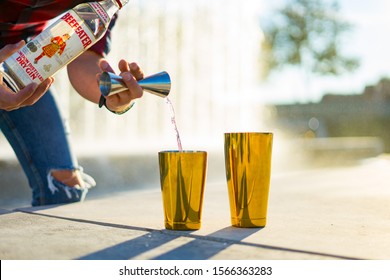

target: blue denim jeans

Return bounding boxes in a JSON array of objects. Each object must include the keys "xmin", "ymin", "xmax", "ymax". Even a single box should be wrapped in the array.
[{"xmin": 0, "ymin": 88, "xmax": 95, "ymax": 206}]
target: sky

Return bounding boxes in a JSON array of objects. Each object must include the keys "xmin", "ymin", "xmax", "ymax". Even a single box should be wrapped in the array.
[{"xmin": 258, "ymin": 0, "xmax": 390, "ymax": 105}]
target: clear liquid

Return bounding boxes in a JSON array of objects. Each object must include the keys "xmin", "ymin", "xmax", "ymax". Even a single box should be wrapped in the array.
[{"xmin": 166, "ymin": 97, "xmax": 183, "ymax": 151}]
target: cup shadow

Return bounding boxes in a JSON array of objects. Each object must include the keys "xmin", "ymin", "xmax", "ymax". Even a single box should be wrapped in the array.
[
  {"xmin": 152, "ymin": 226, "xmax": 263, "ymax": 260},
  {"xmin": 76, "ymin": 226, "xmax": 262, "ymax": 260},
  {"xmin": 78, "ymin": 231, "xmax": 180, "ymax": 260}
]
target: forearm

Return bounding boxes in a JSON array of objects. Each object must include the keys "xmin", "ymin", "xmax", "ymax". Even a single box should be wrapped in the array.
[{"xmin": 67, "ymin": 50, "xmax": 103, "ymax": 104}]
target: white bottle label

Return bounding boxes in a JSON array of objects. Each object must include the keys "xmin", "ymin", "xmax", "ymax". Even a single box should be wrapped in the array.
[{"xmin": 5, "ymin": 10, "xmax": 95, "ymax": 87}]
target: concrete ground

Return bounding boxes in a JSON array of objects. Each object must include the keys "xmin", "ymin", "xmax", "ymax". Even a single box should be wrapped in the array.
[
  {"xmin": 1, "ymin": 145, "xmax": 390, "ymax": 260},
  {"xmin": 0, "ymin": 135, "xmax": 390, "ymax": 260}
]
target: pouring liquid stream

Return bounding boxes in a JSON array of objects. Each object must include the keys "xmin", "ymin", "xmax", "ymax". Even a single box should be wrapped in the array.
[{"xmin": 166, "ymin": 97, "xmax": 183, "ymax": 152}]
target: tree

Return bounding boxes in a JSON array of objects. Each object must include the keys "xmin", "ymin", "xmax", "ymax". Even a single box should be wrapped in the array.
[{"xmin": 260, "ymin": 0, "xmax": 359, "ymax": 80}]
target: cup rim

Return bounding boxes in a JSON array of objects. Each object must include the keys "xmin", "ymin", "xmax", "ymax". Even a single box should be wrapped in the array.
[
  {"xmin": 159, "ymin": 150, "xmax": 207, "ymax": 154},
  {"xmin": 224, "ymin": 132, "xmax": 273, "ymax": 135}
]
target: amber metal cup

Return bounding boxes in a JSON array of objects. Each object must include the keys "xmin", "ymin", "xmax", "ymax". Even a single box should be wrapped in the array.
[
  {"xmin": 224, "ymin": 132, "xmax": 273, "ymax": 227},
  {"xmin": 158, "ymin": 150, "xmax": 207, "ymax": 230}
]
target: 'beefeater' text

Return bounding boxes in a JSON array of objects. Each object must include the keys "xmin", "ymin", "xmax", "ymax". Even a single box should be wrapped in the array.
[{"xmin": 61, "ymin": 12, "xmax": 93, "ymax": 49}]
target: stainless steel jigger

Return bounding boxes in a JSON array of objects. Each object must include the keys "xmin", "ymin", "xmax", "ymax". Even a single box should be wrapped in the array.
[{"xmin": 99, "ymin": 71, "xmax": 171, "ymax": 98}]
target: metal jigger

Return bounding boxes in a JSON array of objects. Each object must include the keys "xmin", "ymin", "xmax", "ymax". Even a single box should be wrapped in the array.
[{"xmin": 99, "ymin": 71, "xmax": 171, "ymax": 98}]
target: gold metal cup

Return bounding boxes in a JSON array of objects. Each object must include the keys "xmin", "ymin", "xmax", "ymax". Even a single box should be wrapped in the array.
[
  {"xmin": 158, "ymin": 151, "xmax": 207, "ymax": 230},
  {"xmin": 224, "ymin": 132, "xmax": 273, "ymax": 228}
]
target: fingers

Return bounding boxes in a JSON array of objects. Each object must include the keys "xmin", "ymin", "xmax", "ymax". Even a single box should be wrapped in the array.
[
  {"xmin": 99, "ymin": 59, "xmax": 145, "ymax": 112},
  {"xmin": 21, "ymin": 77, "xmax": 54, "ymax": 106},
  {"xmin": 120, "ymin": 72, "xmax": 143, "ymax": 99},
  {"xmin": 99, "ymin": 59, "xmax": 115, "ymax": 73},
  {"xmin": 117, "ymin": 60, "xmax": 144, "ymax": 99},
  {"xmin": 118, "ymin": 59, "xmax": 130, "ymax": 72},
  {"xmin": 102, "ymin": 59, "xmax": 144, "ymax": 82},
  {"xmin": 0, "ymin": 41, "xmax": 25, "ymax": 62},
  {"xmin": 118, "ymin": 60, "xmax": 144, "ymax": 81},
  {"xmin": 129, "ymin": 62, "xmax": 144, "ymax": 81},
  {"xmin": 0, "ymin": 77, "xmax": 53, "ymax": 111},
  {"xmin": 107, "ymin": 60, "xmax": 144, "ymax": 100},
  {"xmin": 0, "ymin": 85, "xmax": 36, "ymax": 111},
  {"xmin": 104, "ymin": 71, "xmax": 143, "ymax": 111}
]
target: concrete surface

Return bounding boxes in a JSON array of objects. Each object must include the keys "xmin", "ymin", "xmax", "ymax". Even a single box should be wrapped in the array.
[{"xmin": 1, "ymin": 152, "xmax": 390, "ymax": 260}]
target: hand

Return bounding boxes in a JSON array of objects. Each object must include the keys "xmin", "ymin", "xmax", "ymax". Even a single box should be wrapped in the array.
[
  {"xmin": 0, "ymin": 41, "xmax": 54, "ymax": 111},
  {"xmin": 99, "ymin": 59, "xmax": 144, "ymax": 112}
]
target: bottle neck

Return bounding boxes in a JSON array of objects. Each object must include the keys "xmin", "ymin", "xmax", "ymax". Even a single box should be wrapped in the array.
[
  {"xmin": 114, "ymin": 0, "xmax": 123, "ymax": 9},
  {"xmin": 98, "ymin": 0, "xmax": 129, "ymax": 19},
  {"xmin": 113, "ymin": 0, "xmax": 130, "ymax": 9}
]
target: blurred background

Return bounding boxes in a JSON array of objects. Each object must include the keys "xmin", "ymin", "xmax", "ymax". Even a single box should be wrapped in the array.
[{"xmin": 1, "ymin": 0, "xmax": 390, "ymax": 206}]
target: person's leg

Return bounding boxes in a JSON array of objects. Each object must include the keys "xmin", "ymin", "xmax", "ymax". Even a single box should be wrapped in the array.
[{"xmin": 0, "ymin": 88, "xmax": 95, "ymax": 206}]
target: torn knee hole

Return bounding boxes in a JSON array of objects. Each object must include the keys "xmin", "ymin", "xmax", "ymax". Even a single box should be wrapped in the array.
[{"xmin": 50, "ymin": 169, "xmax": 83, "ymax": 187}]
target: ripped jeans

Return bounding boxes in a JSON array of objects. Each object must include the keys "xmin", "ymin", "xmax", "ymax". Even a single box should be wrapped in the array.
[{"xmin": 0, "ymin": 88, "xmax": 95, "ymax": 206}]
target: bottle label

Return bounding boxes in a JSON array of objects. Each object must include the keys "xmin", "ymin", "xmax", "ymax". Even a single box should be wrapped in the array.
[
  {"xmin": 5, "ymin": 10, "xmax": 96, "ymax": 87},
  {"xmin": 89, "ymin": 2, "xmax": 110, "ymax": 25}
]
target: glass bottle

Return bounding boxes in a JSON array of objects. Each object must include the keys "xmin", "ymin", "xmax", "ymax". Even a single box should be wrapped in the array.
[{"xmin": 0, "ymin": 0, "xmax": 129, "ymax": 92}]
